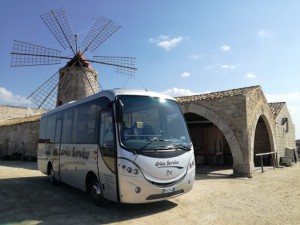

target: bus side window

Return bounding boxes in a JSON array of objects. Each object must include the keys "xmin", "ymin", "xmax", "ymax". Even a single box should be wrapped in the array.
[
  {"xmin": 61, "ymin": 110, "xmax": 73, "ymax": 143},
  {"xmin": 46, "ymin": 115, "xmax": 56, "ymax": 143},
  {"xmin": 72, "ymin": 103, "xmax": 98, "ymax": 144}
]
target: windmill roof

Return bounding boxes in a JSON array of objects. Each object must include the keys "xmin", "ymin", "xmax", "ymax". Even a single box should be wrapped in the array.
[
  {"xmin": 66, "ymin": 52, "xmax": 94, "ymax": 70},
  {"xmin": 175, "ymin": 85, "xmax": 260, "ymax": 103},
  {"xmin": 268, "ymin": 102, "xmax": 286, "ymax": 118}
]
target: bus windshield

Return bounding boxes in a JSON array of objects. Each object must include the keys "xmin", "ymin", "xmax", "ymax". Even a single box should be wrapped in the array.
[{"xmin": 117, "ymin": 95, "xmax": 191, "ymax": 152}]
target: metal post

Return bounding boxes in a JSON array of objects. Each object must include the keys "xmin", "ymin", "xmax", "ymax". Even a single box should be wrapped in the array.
[{"xmin": 260, "ymin": 155, "xmax": 264, "ymax": 173}]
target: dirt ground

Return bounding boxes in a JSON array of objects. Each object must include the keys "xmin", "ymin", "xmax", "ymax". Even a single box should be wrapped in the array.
[{"xmin": 0, "ymin": 161, "xmax": 299, "ymax": 225}]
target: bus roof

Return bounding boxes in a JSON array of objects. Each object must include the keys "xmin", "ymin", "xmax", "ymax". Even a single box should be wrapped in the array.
[{"xmin": 42, "ymin": 88, "xmax": 176, "ymax": 117}]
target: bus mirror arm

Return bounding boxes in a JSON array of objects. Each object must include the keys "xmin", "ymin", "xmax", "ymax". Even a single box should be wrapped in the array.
[{"xmin": 115, "ymin": 99, "xmax": 124, "ymax": 123}]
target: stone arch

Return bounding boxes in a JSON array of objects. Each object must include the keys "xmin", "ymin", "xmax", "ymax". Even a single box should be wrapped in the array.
[
  {"xmin": 249, "ymin": 110, "xmax": 276, "ymax": 167},
  {"xmin": 180, "ymin": 104, "xmax": 244, "ymax": 174}
]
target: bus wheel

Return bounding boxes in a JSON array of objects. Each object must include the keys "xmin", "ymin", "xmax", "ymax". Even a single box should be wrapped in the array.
[
  {"xmin": 48, "ymin": 164, "xmax": 58, "ymax": 185},
  {"xmin": 88, "ymin": 176, "xmax": 105, "ymax": 206}
]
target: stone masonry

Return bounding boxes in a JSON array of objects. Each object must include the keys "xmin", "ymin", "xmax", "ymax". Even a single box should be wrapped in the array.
[
  {"xmin": 176, "ymin": 86, "xmax": 279, "ymax": 177},
  {"xmin": 0, "ymin": 115, "xmax": 41, "ymax": 160},
  {"xmin": 0, "ymin": 105, "xmax": 46, "ymax": 121},
  {"xmin": 269, "ymin": 102, "xmax": 296, "ymax": 159}
]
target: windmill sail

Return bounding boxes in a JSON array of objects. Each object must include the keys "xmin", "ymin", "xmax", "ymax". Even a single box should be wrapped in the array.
[
  {"xmin": 92, "ymin": 56, "xmax": 136, "ymax": 77},
  {"xmin": 40, "ymin": 8, "xmax": 76, "ymax": 53},
  {"xmin": 11, "ymin": 8, "xmax": 137, "ymax": 110},
  {"xmin": 27, "ymin": 71, "xmax": 60, "ymax": 110},
  {"xmin": 11, "ymin": 41, "xmax": 62, "ymax": 66},
  {"xmin": 81, "ymin": 17, "xmax": 121, "ymax": 54}
]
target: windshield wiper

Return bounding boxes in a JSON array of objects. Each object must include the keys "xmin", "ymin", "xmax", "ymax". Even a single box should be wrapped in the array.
[
  {"xmin": 135, "ymin": 139, "xmax": 172, "ymax": 154},
  {"xmin": 168, "ymin": 144, "xmax": 191, "ymax": 151}
]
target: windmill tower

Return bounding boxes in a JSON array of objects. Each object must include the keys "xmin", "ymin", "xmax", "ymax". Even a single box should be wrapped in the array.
[
  {"xmin": 11, "ymin": 8, "xmax": 136, "ymax": 110},
  {"xmin": 56, "ymin": 53, "xmax": 99, "ymax": 106}
]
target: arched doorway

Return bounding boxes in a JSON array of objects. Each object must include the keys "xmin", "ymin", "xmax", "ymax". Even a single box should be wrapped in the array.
[
  {"xmin": 180, "ymin": 103, "xmax": 244, "ymax": 175},
  {"xmin": 185, "ymin": 113, "xmax": 233, "ymax": 168},
  {"xmin": 253, "ymin": 116, "xmax": 273, "ymax": 167}
]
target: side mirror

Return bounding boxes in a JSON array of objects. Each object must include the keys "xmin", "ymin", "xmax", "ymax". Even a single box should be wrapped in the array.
[{"xmin": 115, "ymin": 99, "xmax": 124, "ymax": 123}]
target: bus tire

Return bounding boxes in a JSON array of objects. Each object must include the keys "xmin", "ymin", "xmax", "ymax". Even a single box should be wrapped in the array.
[
  {"xmin": 48, "ymin": 163, "xmax": 58, "ymax": 186},
  {"xmin": 87, "ymin": 174, "xmax": 106, "ymax": 206}
]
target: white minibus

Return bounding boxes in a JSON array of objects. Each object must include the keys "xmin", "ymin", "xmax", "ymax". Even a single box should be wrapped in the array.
[{"xmin": 38, "ymin": 89, "xmax": 195, "ymax": 205}]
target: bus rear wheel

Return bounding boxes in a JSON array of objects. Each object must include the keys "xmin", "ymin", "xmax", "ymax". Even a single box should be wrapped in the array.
[{"xmin": 48, "ymin": 164, "xmax": 58, "ymax": 185}]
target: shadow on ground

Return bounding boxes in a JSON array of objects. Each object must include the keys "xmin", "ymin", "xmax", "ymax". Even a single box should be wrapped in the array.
[{"xmin": 0, "ymin": 174, "xmax": 177, "ymax": 225}]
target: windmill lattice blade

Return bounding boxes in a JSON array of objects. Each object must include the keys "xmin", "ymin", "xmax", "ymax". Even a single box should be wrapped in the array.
[
  {"xmin": 81, "ymin": 17, "xmax": 121, "ymax": 54},
  {"xmin": 93, "ymin": 56, "xmax": 136, "ymax": 77},
  {"xmin": 11, "ymin": 41, "xmax": 61, "ymax": 67},
  {"xmin": 27, "ymin": 71, "xmax": 59, "ymax": 110},
  {"xmin": 41, "ymin": 8, "xmax": 75, "ymax": 52}
]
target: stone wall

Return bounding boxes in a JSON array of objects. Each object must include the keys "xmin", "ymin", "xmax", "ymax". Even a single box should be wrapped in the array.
[
  {"xmin": 274, "ymin": 104, "xmax": 296, "ymax": 159},
  {"xmin": 0, "ymin": 116, "xmax": 40, "ymax": 160},
  {"xmin": 0, "ymin": 105, "xmax": 46, "ymax": 121}
]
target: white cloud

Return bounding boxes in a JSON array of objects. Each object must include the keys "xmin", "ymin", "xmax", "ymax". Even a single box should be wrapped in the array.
[
  {"xmin": 0, "ymin": 87, "xmax": 31, "ymax": 105},
  {"xmin": 246, "ymin": 73, "xmax": 256, "ymax": 79},
  {"xmin": 288, "ymin": 105, "xmax": 300, "ymax": 139},
  {"xmin": 180, "ymin": 72, "xmax": 191, "ymax": 78},
  {"xmin": 189, "ymin": 54, "xmax": 204, "ymax": 60},
  {"xmin": 162, "ymin": 88, "xmax": 199, "ymax": 97},
  {"xmin": 265, "ymin": 92, "xmax": 300, "ymax": 102},
  {"xmin": 221, "ymin": 64, "xmax": 237, "ymax": 70},
  {"xmin": 256, "ymin": 29, "xmax": 272, "ymax": 37},
  {"xmin": 149, "ymin": 35, "xmax": 184, "ymax": 51},
  {"xmin": 220, "ymin": 45, "xmax": 231, "ymax": 52}
]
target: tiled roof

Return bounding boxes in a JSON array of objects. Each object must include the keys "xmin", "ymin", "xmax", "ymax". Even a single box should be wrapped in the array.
[
  {"xmin": 0, "ymin": 115, "xmax": 41, "ymax": 127},
  {"xmin": 175, "ymin": 85, "xmax": 260, "ymax": 103},
  {"xmin": 268, "ymin": 102, "xmax": 285, "ymax": 118}
]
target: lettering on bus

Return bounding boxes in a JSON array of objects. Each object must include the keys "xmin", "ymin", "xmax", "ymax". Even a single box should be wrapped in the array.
[
  {"xmin": 155, "ymin": 160, "xmax": 179, "ymax": 167},
  {"xmin": 61, "ymin": 146, "xmax": 90, "ymax": 160}
]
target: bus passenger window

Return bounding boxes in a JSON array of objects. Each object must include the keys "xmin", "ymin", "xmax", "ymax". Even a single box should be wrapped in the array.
[{"xmin": 72, "ymin": 103, "xmax": 98, "ymax": 144}]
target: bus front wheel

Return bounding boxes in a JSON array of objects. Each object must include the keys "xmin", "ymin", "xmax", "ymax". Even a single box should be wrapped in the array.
[{"xmin": 87, "ymin": 175, "xmax": 106, "ymax": 206}]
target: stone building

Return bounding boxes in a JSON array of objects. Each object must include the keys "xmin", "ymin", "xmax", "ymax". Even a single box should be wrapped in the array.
[
  {"xmin": 0, "ymin": 115, "xmax": 41, "ymax": 160},
  {"xmin": 0, "ymin": 106, "xmax": 46, "ymax": 159},
  {"xmin": 0, "ymin": 85, "xmax": 296, "ymax": 177},
  {"xmin": 176, "ymin": 85, "xmax": 295, "ymax": 177}
]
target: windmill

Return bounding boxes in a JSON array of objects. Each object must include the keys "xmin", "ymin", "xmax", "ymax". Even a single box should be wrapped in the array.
[{"xmin": 10, "ymin": 8, "xmax": 137, "ymax": 110}]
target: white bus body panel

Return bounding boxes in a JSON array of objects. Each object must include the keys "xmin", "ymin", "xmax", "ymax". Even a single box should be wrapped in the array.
[{"xmin": 38, "ymin": 143, "xmax": 118, "ymax": 202}]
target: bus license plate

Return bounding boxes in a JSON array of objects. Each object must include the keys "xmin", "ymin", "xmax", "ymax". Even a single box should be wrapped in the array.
[{"xmin": 162, "ymin": 187, "xmax": 175, "ymax": 194}]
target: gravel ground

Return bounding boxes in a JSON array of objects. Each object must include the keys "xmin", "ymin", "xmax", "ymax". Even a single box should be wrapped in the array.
[{"xmin": 0, "ymin": 161, "xmax": 299, "ymax": 225}]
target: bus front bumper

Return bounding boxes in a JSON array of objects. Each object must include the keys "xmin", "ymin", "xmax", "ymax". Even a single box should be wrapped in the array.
[{"xmin": 118, "ymin": 168, "xmax": 195, "ymax": 204}]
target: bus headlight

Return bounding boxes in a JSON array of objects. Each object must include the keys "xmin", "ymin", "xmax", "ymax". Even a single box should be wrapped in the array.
[
  {"xmin": 133, "ymin": 169, "xmax": 139, "ymax": 175},
  {"xmin": 127, "ymin": 167, "xmax": 132, "ymax": 173},
  {"xmin": 119, "ymin": 159, "xmax": 143, "ymax": 177},
  {"xmin": 190, "ymin": 160, "xmax": 195, "ymax": 168},
  {"xmin": 188, "ymin": 155, "xmax": 195, "ymax": 171}
]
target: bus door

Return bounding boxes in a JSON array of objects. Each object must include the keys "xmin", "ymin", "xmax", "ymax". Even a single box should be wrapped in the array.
[
  {"xmin": 98, "ymin": 110, "xmax": 118, "ymax": 202},
  {"xmin": 53, "ymin": 118, "xmax": 63, "ymax": 181}
]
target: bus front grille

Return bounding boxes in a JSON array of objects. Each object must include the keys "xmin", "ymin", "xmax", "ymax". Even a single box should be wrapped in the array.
[{"xmin": 146, "ymin": 189, "xmax": 184, "ymax": 200}]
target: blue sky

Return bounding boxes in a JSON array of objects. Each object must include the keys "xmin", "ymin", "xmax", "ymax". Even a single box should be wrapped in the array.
[{"xmin": 0, "ymin": 0, "xmax": 299, "ymax": 138}]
